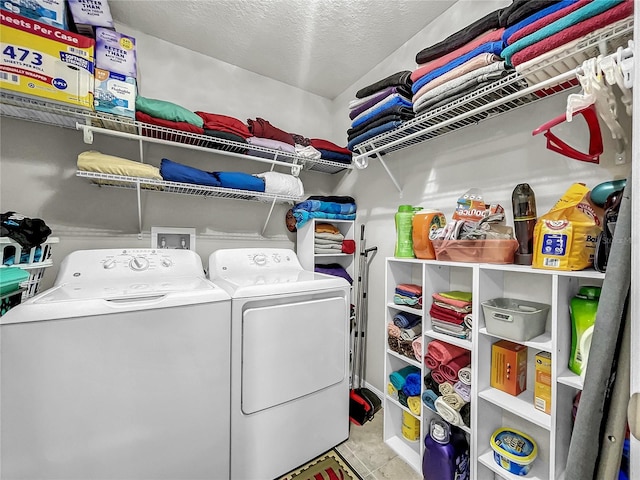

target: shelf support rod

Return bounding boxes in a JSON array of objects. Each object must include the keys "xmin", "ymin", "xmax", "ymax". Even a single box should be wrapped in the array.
[
  {"xmin": 374, "ymin": 152, "xmax": 402, "ymax": 194},
  {"xmin": 135, "ymin": 180, "xmax": 143, "ymax": 239},
  {"xmin": 261, "ymin": 197, "xmax": 278, "ymax": 236}
]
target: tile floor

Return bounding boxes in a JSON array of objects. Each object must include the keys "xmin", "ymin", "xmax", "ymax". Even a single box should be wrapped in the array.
[{"xmin": 336, "ymin": 409, "xmax": 423, "ymax": 480}]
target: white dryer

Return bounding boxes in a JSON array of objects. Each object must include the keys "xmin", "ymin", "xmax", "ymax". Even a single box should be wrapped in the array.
[
  {"xmin": 208, "ymin": 248, "xmax": 350, "ymax": 480},
  {"xmin": 1, "ymin": 248, "xmax": 231, "ymax": 480}
]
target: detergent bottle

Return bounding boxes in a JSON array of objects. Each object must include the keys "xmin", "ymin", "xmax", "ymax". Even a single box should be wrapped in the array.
[
  {"xmin": 569, "ymin": 286, "xmax": 601, "ymax": 375},
  {"xmin": 395, "ymin": 205, "xmax": 416, "ymax": 258},
  {"xmin": 422, "ymin": 420, "xmax": 469, "ymax": 480},
  {"xmin": 412, "ymin": 209, "xmax": 446, "ymax": 260}
]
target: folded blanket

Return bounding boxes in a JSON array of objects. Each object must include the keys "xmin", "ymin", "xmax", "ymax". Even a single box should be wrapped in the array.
[
  {"xmin": 355, "ymin": 71, "xmax": 413, "ymax": 99},
  {"xmin": 504, "ymin": 0, "xmax": 585, "ymax": 45},
  {"xmin": 415, "ymin": 8, "xmax": 503, "ymax": 64},
  {"xmin": 246, "ymin": 136, "xmax": 296, "ymax": 152},
  {"xmin": 498, "ymin": 0, "xmax": 564, "ymax": 28},
  {"xmin": 412, "ymin": 54, "xmax": 502, "ymax": 105},
  {"xmin": 425, "ymin": 353, "xmax": 440, "ymax": 370},
  {"xmin": 315, "ymin": 222, "xmax": 340, "ymax": 234},
  {"xmin": 501, "ymin": 0, "xmax": 624, "ymax": 65},
  {"xmin": 421, "ymin": 389, "xmax": 439, "ymax": 412},
  {"xmin": 314, "ymin": 263, "xmax": 353, "ymax": 284},
  {"xmin": 411, "ymin": 336, "xmax": 422, "ymax": 359},
  {"xmin": 407, "ymin": 396, "xmax": 422, "ymax": 416},
  {"xmin": 309, "ymin": 139, "xmax": 352, "ymax": 156},
  {"xmin": 314, "ymin": 242, "xmax": 342, "ymax": 250},
  {"xmin": 247, "ymin": 118, "xmax": 295, "ymax": 145},
  {"xmin": 431, "ymin": 321, "xmax": 469, "ymax": 339},
  {"xmin": 203, "ymin": 130, "xmax": 248, "ymax": 154},
  {"xmin": 435, "ymin": 396, "xmax": 464, "ymax": 426},
  {"xmin": 294, "ymin": 144, "xmax": 321, "ymax": 159},
  {"xmin": 308, "ymin": 195, "xmax": 356, "ymax": 204},
  {"xmin": 397, "ymin": 283, "xmax": 422, "ymax": 295},
  {"xmin": 412, "ymin": 27, "xmax": 505, "ymax": 80},
  {"xmin": 349, "ymin": 85, "xmax": 405, "ymax": 111},
  {"xmin": 135, "ymin": 96, "xmax": 203, "ymax": 127},
  {"xmin": 347, "ymin": 121, "xmax": 404, "ymax": 151},
  {"xmin": 440, "ymin": 353, "xmax": 472, "ymax": 383},
  {"xmin": 427, "ymin": 340, "xmax": 469, "ymax": 365},
  {"xmin": 402, "ymin": 372, "xmax": 422, "ymax": 397},
  {"xmin": 217, "ymin": 171, "xmax": 266, "ymax": 192},
  {"xmin": 437, "ymin": 290, "xmax": 472, "ymax": 304},
  {"xmin": 293, "ymin": 211, "xmax": 356, "ymax": 230},
  {"xmin": 195, "ymin": 111, "xmax": 251, "ymax": 138},
  {"xmin": 342, "ymin": 240, "xmax": 356, "ymax": 254},
  {"xmin": 255, "ymin": 171, "xmax": 304, "ymax": 197},
  {"xmin": 315, "ymin": 246, "xmax": 344, "ymax": 254},
  {"xmin": 389, "ymin": 365, "xmax": 421, "ymax": 391},
  {"xmin": 388, "ymin": 322, "xmax": 402, "ymax": 338},
  {"xmin": 458, "ymin": 366, "xmax": 472, "ymax": 385},
  {"xmin": 349, "ymin": 86, "xmax": 410, "ymax": 120},
  {"xmin": 395, "ymin": 289, "xmax": 420, "ymax": 299},
  {"xmin": 315, "ymin": 232, "xmax": 345, "ymax": 241},
  {"xmin": 393, "ymin": 311, "xmax": 421, "ymax": 329},
  {"xmin": 394, "ymin": 294, "xmax": 421, "ymax": 307},
  {"xmin": 294, "ymin": 200, "xmax": 357, "ymax": 215},
  {"xmin": 412, "ymin": 42, "xmax": 505, "ymax": 94},
  {"xmin": 347, "ymin": 107, "xmax": 414, "ymax": 140},
  {"xmin": 430, "ymin": 304, "xmax": 468, "ymax": 324},
  {"xmin": 160, "ymin": 158, "xmax": 221, "ymax": 187},
  {"xmin": 387, "ymin": 382, "xmax": 399, "ymax": 400},
  {"xmin": 77, "ymin": 150, "xmax": 163, "ymax": 190},
  {"xmin": 316, "ymin": 149, "xmax": 353, "ymax": 164},
  {"xmin": 415, "ymin": 79, "xmax": 499, "ymax": 115},
  {"xmin": 432, "ymin": 300, "xmax": 472, "ymax": 314},
  {"xmin": 351, "ymin": 94, "xmax": 413, "ymax": 129},
  {"xmin": 510, "ymin": 1, "xmax": 633, "ymax": 66},
  {"xmin": 454, "ymin": 381, "xmax": 471, "ymax": 403},
  {"xmin": 136, "ymin": 111, "xmax": 205, "ymax": 135},
  {"xmin": 314, "ymin": 238, "xmax": 342, "ymax": 246}
]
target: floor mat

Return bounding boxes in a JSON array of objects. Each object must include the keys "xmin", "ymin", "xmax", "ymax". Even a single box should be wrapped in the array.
[{"xmin": 277, "ymin": 448, "xmax": 363, "ymax": 480}]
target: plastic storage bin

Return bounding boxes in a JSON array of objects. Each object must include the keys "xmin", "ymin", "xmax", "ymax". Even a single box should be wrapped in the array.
[
  {"xmin": 1, "ymin": 237, "xmax": 58, "ymax": 300},
  {"xmin": 432, "ymin": 239, "xmax": 519, "ymax": 264},
  {"xmin": 482, "ymin": 298, "xmax": 550, "ymax": 342},
  {"xmin": 0, "ymin": 266, "xmax": 29, "ymax": 316}
]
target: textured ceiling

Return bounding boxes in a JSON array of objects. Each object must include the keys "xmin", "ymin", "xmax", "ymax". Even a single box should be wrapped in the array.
[{"xmin": 108, "ymin": 0, "xmax": 457, "ymax": 99}]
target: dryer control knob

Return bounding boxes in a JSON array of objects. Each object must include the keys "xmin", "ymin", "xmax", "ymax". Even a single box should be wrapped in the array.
[
  {"xmin": 130, "ymin": 256, "xmax": 150, "ymax": 271},
  {"xmin": 103, "ymin": 258, "xmax": 116, "ymax": 269},
  {"xmin": 272, "ymin": 254, "xmax": 281, "ymax": 263},
  {"xmin": 253, "ymin": 254, "xmax": 267, "ymax": 266},
  {"xmin": 161, "ymin": 258, "xmax": 173, "ymax": 268}
]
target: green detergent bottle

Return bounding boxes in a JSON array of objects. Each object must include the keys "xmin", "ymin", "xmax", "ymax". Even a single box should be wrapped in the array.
[
  {"xmin": 568, "ymin": 286, "xmax": 601, "ymax": 375},
  {"xmin": 395, "ymin": 205, "xmax": 416, "ymax": 258}
]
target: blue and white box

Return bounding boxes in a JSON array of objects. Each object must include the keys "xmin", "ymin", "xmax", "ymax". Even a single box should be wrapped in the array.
[
  {"xmin": 95, "ymin": 27, "xmax": 137, "ymax": 78},
  {"xmin": 67, "ymin": 0, "xmax": 114, "ymax": 37},
  {"xmin": 94, "ymin": 68, "xmax": 136, "ymax": 118},
  {"xmin": 1, "ymin": 0, "xmax": 68, "ymax": 29}
]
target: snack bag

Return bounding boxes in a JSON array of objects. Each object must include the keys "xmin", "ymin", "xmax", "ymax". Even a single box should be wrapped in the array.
[
  {"xmin": 533, "ymin": 183, "xmax": 602, "ymax": 270},
  {"xmin": 453, "ymin": 189, "xmax": 486, "ymax": 222}
]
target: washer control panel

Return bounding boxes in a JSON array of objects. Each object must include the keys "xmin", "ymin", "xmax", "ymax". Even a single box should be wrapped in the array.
[{"xmin": 210, "ymin": 248, "xmax": 302, "ymax": 278}]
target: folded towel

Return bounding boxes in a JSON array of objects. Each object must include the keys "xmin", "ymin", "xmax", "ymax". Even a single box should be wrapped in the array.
[
  {"xmin": 402, "ymin": 372, "xmax": 422, "ymax": 397},
  {"xmin": 314, "ymin": 264, "xmax": 353, "ymax": 284},
  {"xmin": 397, "ymin": 390, "xmax": 409, "ymax": 408},
  {"xmin": 414, "ymin": 79, "xmax": 504, "ymax": 116},
  {"xmin": 389, "ymin": 365, "xmax": 421, "ymax": 391},
  {"xmin": 315, "ymin": 246, "xmax": 345, "ymax": 254},
  {"xmin": 397, "ymin": 283, "xmax": 422, "ymax": 295},
  {"xmin": 458, "ymin": 366, "xmax": 472, "ymax": 385},
  {"xmin": 411, "ymin": 336, "xmax": 423, "ymax": 360},
  {"xmin": 395, "ymin": 288, "xmax": 421, "ymax": 299},
  {"xmin": 431, "ymin": 300, "xmax": 473, "ymax": 315},
  {"xmin": 294, "ymin": 144, "xmax": 321, "ymax": 159},
  {"xmin": 407, "ymin": 396, "xmax": 422, "ymax": 416},
  {"xmin": 309, "ymin": 139, "xmax": 352, "ymax": 156},
  {"xmin": 203, "ymin": 129, "xmax": 248, "ymax": 154},
  {"xmin": 388, "ymin": 322, "xmax": 402, "ymax": 338},
  {"xmin": 315, "ymin": 232, "xmax": 345, "ymax": 241},
  {"xmin": 349, "ymin": 120, "xmax": 403, "ymax": 151},
  {"xmin": 438, "ymin": 382, "xmax": 455, "ymax": 396},
  {"xmin": 294, "ymin": 200, "xmax": 357, "ymax": 215},
  {"xmin": 314, "ymin": 238, "xmax": 342, "ymax": 246},
  {"xmin": 431, "ymin": 322, "xmax": 470, "ymax": 339},
  {"xmin": 438, "ymin": 291, "xmax": 473, "ymax": 303},
  {"xmin": 216, "ymin": 171, "xmax": 266, "ymax": 192},
  {"xmin": 247, "ymin": 117, "xmax": 295, "ymax": 145},
  {"xmin": 316, "ymin": 149, "xmax": 353, "ymax": 164},
  {"xmin": 349, "ymin": 85, "xmax": 399, "ymax": 109},
  {"xmin": 393, "ymin": 311, "xmax": 422, "ymax": 329},
  {"xmin": 460, "ymin": 402, "xmax": 471, "ymax": 427},
  {"xmin": 430, "ymin": 304, "xmax": 468, "ymax": 324},
  {"xmin": 342, "ymin": 240, "xmax": 356, "ymax": 254},
  {"xmin": 77, "ymin": 150, "xmax": 163, "ymax": 185},
  {"xmin": 441, "ymin": 353, "xmax": 472, "ymax": 383},
  {"xmin": 400, "ymin": 325, "xmax": 422, "ymax": 342},
  {"xmin": 502, "ymin": 0, "xmax": 582, "ymax": 45},
  {"xmin": 435, "ymin": 396, "xmax": 464, "ymax": 426},
  {"xmin": 510, "ymin": 1, "xmax": 633, "ymax": 67},
  {"xmin": 160, "ymin": 158, "xmax": 221, "ymax": 187},
  {"xmin": 387, "ymin": 382, "xmax": 399, "ymax": 400},
  {"xmin": 136, "ymin": 111, "xmax": 204, "ymax": 135},
  {"xmin": 443, "ymin": 392, "xmax": 467, "ymax": 411},
  {"xmin": 349, "ymin": 87, "xmax": 411, "ymax": 120},
  {"xmin": 425, "ymin": 353, "xmax": 440, "ymax": 370},
  {"xmin": 394, "ymin": 294, "xmax": 422, "ymax": 307},
  {"xmin": 351, "ymin": 95, "xmax": 413, "ymax": 129},
  {"xmin": 347, "ymin": 106, "xmax": 414, "ymax": 139},
  {"xmin": 255, "ymin": 171, "xmax": 304, "ymax": 197},
  {"xmin": 315, "ymin": 222, "xmax": 340, "ymax": 234},
  {"xmin": 427, "ymin": 340, "xmax": 469, "ymax": 365},
  {"xmin": 195, "ymin": 111, "xmax": 251, "ymax": 138},
  {"xmin": 431, "ymin": 366, "xmax": 447, "ymax": 385},
  {"xmin": 464, "ymin": 314, "xmax": 473, "ymax": 331},
  {"xmin": 421, "ymin": 389, "xmax": 439, "ymax": 412},
  {"xmin": 135, "ymin": 96, "xmax": 204, "ymax": 127},
  {"xmin": 498, "ymin": 0, "xmax": 565, "ymax": 28},
  {"xmin": 355, "ymin": 71, "xmax": 413, "ymax": 99},
  {"xmin": 293, "ymin": 211, "xmax": 356, "ymax": 230},
  {"xmin": 454, "ymin": 381, "xmax": 472, "ymax": 403}
]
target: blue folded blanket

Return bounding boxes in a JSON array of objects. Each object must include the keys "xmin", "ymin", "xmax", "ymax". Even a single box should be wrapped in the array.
[
  {"xmin": 501, "ymin": 0, "xmax": 623, "ymax": 65},
  {"xmin": 347, "ymin": 120, "xmax": 404, "ymax": 151},
  {"xmin": 217, "ymin": 171, "xmax": 265, "ymax": 192},
  {"xmin": 293, "ymin": 210, "xmax": 357, "ymax": 230},
  {"xmin": 411, "ymin": 41, "xmax": 505, "ymax": 94},
  {"xmin": 317, "ymin": 149, "xmax": 352, "ymax": 164},
  {"xmin": 389, "ymin": 365, "xmax": 421, "ymax": 391},
  {"xmin": 393, "ymin": 311, "xmax": 421, "ymax": 329},
  {"xmin": 351, "ymin": 96, "xmax": 412, "ymax": 129},
  {"xmin": 502, "ymin": 0, "xmax": 580, "ymax": 45},
  {"xmin": 402, "ymin": 372, "xmax": 422, "ymax": 397},
  {"xmin": 160, "ymin": 158, "xmax": 221, "ymax": 187},
  {"xmin": 294, "ymin": 200, "xmax": 356, "ymax": 215}
]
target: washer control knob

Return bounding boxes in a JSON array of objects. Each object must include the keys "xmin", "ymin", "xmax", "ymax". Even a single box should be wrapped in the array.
[
  {"xmin": 103, "ymin": 258, "xmax": 116, "ymax": 269},
  {"xmin": 272, "ymin": 254, "xmax": 281, "ymax": 263},
  {"xmin": 253, "ymin": 254, "xmax": 267, "ymax": 266},
  {"xmin": 161, "ymin": 258, "xmax": 173, "ymax": 268},
  {"xmin": 130, "ymin": 256, "xmax": 150, "ymax": 271}
]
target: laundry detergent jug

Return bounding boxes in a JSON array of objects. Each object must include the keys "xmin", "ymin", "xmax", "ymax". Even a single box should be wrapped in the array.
[
  {"xmin": 395, "ymin": 205, "xmax": 417, "ymax": 258},
  {"xmin": 412, "ymin": 209, "xmax": 446, "ymax": 260},
  {"xmin": 422, "ymin": 420, "xmax": 469, "ymax": 480},
  {"xmin": 569, "ymin": 286, "xmax": 601, "ymax": 375}
]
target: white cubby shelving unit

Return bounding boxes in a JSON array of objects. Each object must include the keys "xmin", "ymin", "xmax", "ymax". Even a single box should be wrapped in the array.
[{"xmin": 384, "ymin": 257, "xmax": 604, "ymax": 479}]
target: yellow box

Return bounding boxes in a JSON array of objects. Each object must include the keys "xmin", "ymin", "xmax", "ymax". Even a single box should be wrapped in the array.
[
  {"xmin": 491, "ymin": 340, "xmax": 527, "ymax": 396},
  {"xmin": 1, "ymin": 10, "xmax": 94, "ymax": 108},
  {"xmin": 534, "ymin": 351, "xmax": 552, "ymax": 415}
]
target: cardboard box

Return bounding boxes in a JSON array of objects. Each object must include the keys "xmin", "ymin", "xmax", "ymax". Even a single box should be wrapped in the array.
[
  {"xmin": 1, "ymin": 0, "xmax": 67, "ymax": 30},
  {"xmin": 0, "ymin": 10, "xmax": 95, "ymax": 109},
  {"xmin": 67, "ymin": 0, "xmax": 114, "ymax": 38},
  {"xmin": 534, "ymin": 351, "xmax": 552, "ymax": 414},
  {"xmin": 491, "ymin": 340, "xmax": 527, "ymax": 396},
  {"xmin": 94, "ymin": 68, "xmax": 136, "ymax": 118},
  {"xmin": 95, "ymin": 27, "xmax": 136, "ymax": 78}
]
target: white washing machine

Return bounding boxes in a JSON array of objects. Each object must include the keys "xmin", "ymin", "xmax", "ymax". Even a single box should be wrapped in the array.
[
  {"xmin": 208, "ymin": 248, "xmax": 350, "ymax": 480},
  {"xmin": 1, "ymin": 248, "xmax": 231, "ymax": 480}
]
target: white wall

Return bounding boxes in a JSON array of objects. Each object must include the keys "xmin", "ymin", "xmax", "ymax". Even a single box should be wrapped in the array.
[{"xmin": 330, "ymin": 0, "xmax": 633, "ymax": 393}]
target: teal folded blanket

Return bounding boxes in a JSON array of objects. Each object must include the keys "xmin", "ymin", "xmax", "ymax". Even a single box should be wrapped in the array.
[
  {"xmin": 136, "ymin": 96, "xmax": 204, "ymax": 128},
  {"xmin": 389, "ymin": 365, "xmax": 421, "ymax": 391},
  {"xmin": 293, "ymin": 210, "xmax": 357, "ymax": 230},
  {"xmin": 501, "ymin": 0, "xmax": 624, "ymax": 65}
]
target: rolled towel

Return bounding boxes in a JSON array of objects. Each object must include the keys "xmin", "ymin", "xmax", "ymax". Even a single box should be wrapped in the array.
[
  {"xmin": 458, "ymin": 366, "xmax": 472, "ymax": 385},
  {"xmin": 424, "ymin": 371, "xmax": 440, "ymax": 393},
  {"xmin": 439, "ymin": 382, "xmax": 455, "ymax": 396},
  {"xmin": 412, "ymin": 337, "xmax": 423, "ymax": 361},
  {"xmin": 402, "ymin": 324, "xmax": 423, "ymax": 341},
  {"xmin": 422, "ymin": 389, "xmax": 439, "ymax": 412},
  {"xmin": 398, "ymin": 390, "xmax": 409, "ymax": 408},
  {"xmin": 460, "ymin": 402, "xmax": 471, "ymax": 427},
  {"xmin": 431, "ymin": 365, "xmax": 448, "ymax": 385},
  {"xmin": 440, "ymin": 353, "xmax": 472, "ymax": 383},
  {"xmin": 388, "ymin": 322, "xmax": 402, "ymax": 338},
  {"xmin": 389, "ymin": 365, "xmax": 421, "ymax": 391},
  {"xmin": 454, "ymin": 381, "xmax": 471, "ymax": 403},
  {"xmin": 387, "ymin": 336, "xmax": 400, "ymax": 353},
  {"xmin": 402, "ymin": 372, "xmax": 422, "ymax": 397},
  {"xmin": 407, "ymin": 396, "xmax": 422, "ymax": 416},
  {"xmin": 399, "ymin": 339, "xmax": 415, "ymax": 358},
  {"xmin": 427, "ymin": 340, "xmax": 469, "ymax": 364},
  {"xmin": 464, "ymin": 314, "xmax": 473, "ymax": 330},
  {"xmin": 387, "ymin": 382, "xmax": 399, "ymax": 400},
  {"xmin": 435, "ymin": 397, "xmax": 464, "ymax": 426},
  {"xmin": 393, "ymin": 311, "xmax": 421, "ymax": 329},
  {"xmin": 443, "ymin": 392, "xmax": 467, "ymax": 411},
  {"xmin": 425, "ymin": 353, "xmax": 440, "ymax": 370}
]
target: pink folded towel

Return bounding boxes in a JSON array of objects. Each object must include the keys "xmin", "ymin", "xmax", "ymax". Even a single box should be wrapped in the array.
[
  {"xmin": 396, "ymin": 283, "xmax": 423, "ymax": 295},
  {"xmin": 431, "ymin": 365, "xmax": 448, "ymax": 385},
  {"xmin": 425, "ymin": 353, "xmax": 440, "ymax": 370},
  {"xmin": 427, "ymin": 340, "xmax": 469, "ymax": 365},
  {"xmin": 412, "ymin": 336, "xmax": 423, "ymax": 361},
  {"xmin": 411, "ymin": 28, "xmax": 505, "ymax": 81},
  {"xmin": 440, "ymin": 354, "xmax": 472, "ymax": 383},
  {"xmin": 511, "ymin": 1, "xmax": 633, "ymax": 67},
  {"xmin": 432, "ymin": 292, "xmax": 472, "ymax": 310}
]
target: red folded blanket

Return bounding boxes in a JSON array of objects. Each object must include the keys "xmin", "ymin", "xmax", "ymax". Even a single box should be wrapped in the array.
[
  {"xmin": 309, "ymin": 138, "xmax": 352, "ymax": 156},
  {"xmin": 430, "ymin": 304, "xmax": 467, "ymax": 324},
  {"xmin": 247, "ymin": 117, "xmax": 295, "ymax": 145},
  {"xmin": 136, "ymin": 111, "xmax": 205, "ymax": 135},
  {"xmin": 195, "ymin": 111, "xmax": 251, "ymax": 139},
  {"xmin": 511, "ymin": 1, "xmax": 633, "ymax": 67}
]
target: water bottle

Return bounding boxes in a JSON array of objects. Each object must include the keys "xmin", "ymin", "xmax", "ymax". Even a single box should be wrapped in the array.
[
  {"xmin": 512, "ymin": 183, "xmax": 537, "ymax": 265},
  {"xmin": 395, "ymin": 205, "xmax": 416, "ymax": 258}
]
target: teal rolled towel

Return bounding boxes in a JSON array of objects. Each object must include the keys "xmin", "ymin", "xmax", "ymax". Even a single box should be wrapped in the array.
[{"xmin": 389, "ymin": 365, "xmax": 421, "ymax": 391}]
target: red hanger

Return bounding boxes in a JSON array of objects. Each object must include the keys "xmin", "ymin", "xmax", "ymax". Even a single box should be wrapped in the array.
[{"xmin": 532, "ymin": 104, "xmax": 603, "ymax": 164}]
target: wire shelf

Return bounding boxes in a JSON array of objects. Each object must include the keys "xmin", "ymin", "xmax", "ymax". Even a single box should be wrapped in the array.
[
  {"xmin": 352, "ymin": 17, "xmax": 633, "ymax": 161},
  {"xmin": 76, "ymin": 170, "xmax": 303, "ymax": 203}
]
